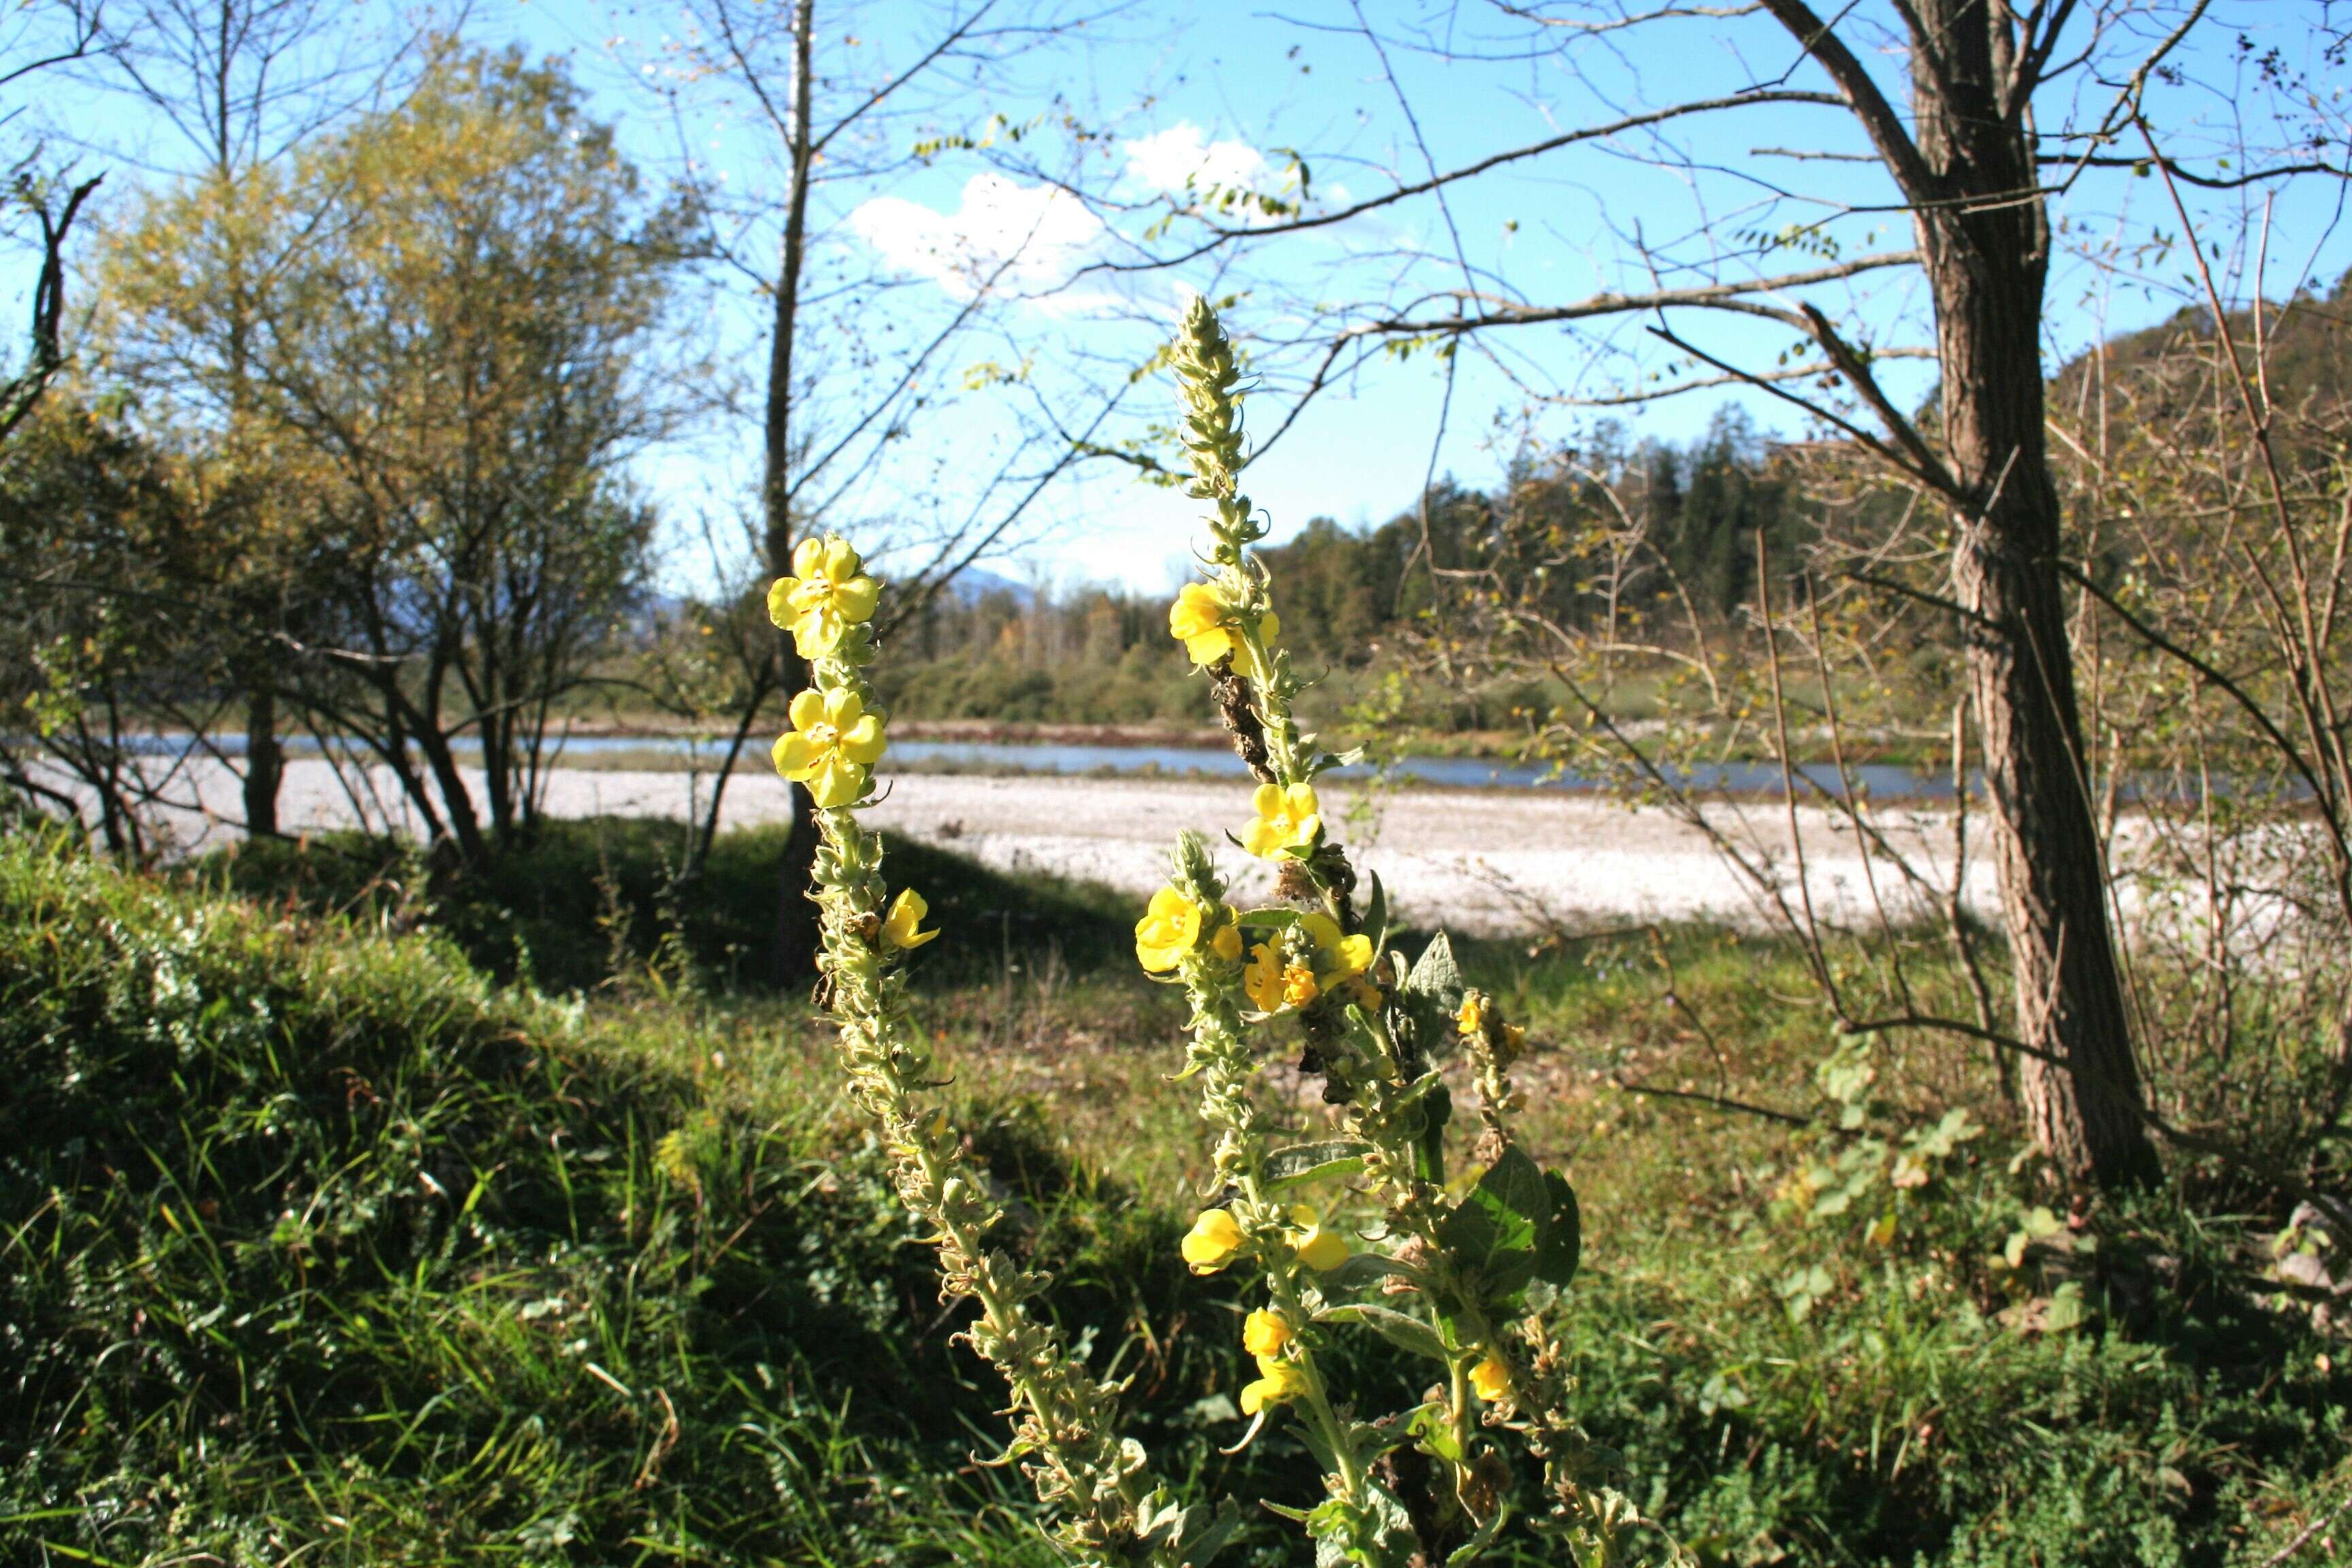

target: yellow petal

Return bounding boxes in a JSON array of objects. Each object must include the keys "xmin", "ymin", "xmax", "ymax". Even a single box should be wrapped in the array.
[
  {"xmin": 1243, "ymin": 1309, "xmax": 1291, "ymax": 1358},
  {"xmin": 808, "ymin": 753, "xmax": 866, "ymax": 808},
  {"xmin": 1169, "ymin": 583, "xmax": 1227, "ymax": 641},
  {"xmin": 772, "ymin": 732, "xmax": 815, "ymax": 778},
  {"xmin": 791, "ymin": 537, "xmax": 824, "ymax": 577},
  {"xmin": 787, "ymin": 687, "xmax": 826, "ymax": 731},
  {"xmin": 883, "ymin": 888, "xmax": 938, "ymax": 950},
  {"xmin": 1296, "ymin": 1226, "xmax": 1348, "ymax": 1273},
  {"xmin": 838, "ymin": 715, "xmax": 887, "ymax": 764},
  {"xmin": 793, "ymin": 608, "xmax": 843, "ymax": 657},
  {"xmin": 834, "ymin": 575, "xmax": 880, "ymax": 622},
  {"xmin": 1330, "ymin": 934, "xmax": 1373, "ymax": 981},
  {"xmin": 825, "ymin": 687, "xmax": 864, "ymax": 725},
  {"xmin": 1182, "ymin": 627, "xmax": 1234, "ymax": 668},
  {"xmin": 1211, "ymin": 924, "xmax": 1243, "ymax": 962},
  {"xmin": 766, "ymin": 576, "xmax": 802, "ymax": 629},
  {"xmin": 1181, "ymin": 1209, "xmax": 1243, "ymax": 1272},
  {"xmin": 1469, "ymin": 1354, "xmax": 1510, "ymax": 1403},
  {"xmin": 820, "ymin": 538, "xmax": 862, "ymax": 581}
]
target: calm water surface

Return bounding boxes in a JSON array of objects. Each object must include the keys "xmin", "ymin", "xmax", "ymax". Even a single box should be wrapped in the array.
[{"xmin": 126, "ymin": 730, "xmax": 1965, "ymax": 799}]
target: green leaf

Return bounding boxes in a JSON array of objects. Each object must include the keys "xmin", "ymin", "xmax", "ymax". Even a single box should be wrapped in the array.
[
  {"xmin": 1535, "ymin": 1169, "xmax": 1580, "ymax": 1288},
  {"xmin": 1319, "ymin": 1303, "xmax": 1452, "ymax": 1363},
  {"xmin": 1405, "ymin": 1401, "xmax": 1462, "ymax": 1465},
  {"xmin": 1265, "ymin": 1139, "xmax": 1372, "ymax": 1188},
  {"xmin": 1403, "ymin": 931, "xmax": 1463, "ymax": 1005},
  {"xmin": 1237, "ymin": 907, "xmax": 1305, "ymax": 931},
  {"xmin": 1396, "ymin": 931, "xmax": 1466, "ymax": 1064},
  {"xmin": 1317, "ymin": 1251, "xmax": 1420, "ymax": 1293},
  {"xmin": 1439, "ymin": 1146, "xmax": 1548, "ymax": 1302},
  {"xmin": 1360, "ymin": 872, "xmax": 1388, "ymax": 950},
  {"xmin": 2044, "ymin": 1280, "xmax": 2089, "ymax": 1333}
]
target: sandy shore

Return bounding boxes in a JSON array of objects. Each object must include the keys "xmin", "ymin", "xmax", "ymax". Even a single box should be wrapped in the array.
[{"xmin": 112, "ymin": 757, "xmax": 2001, "ymax": 936}]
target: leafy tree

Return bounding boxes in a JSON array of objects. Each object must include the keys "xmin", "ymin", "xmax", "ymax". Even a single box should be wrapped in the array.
[{"xmin": 126, "ymin": 44, "xmax": 687, "ymax": 862}]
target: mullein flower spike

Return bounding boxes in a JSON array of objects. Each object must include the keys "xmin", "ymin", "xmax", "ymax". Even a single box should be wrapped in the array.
[
  {"xmin": 1144, "ymin": 302, "xmax": 1676, "ymax": 1566},
  {"xmin": 785, "ymin": 534, "xmax": 1230, "ymax": 1568}
]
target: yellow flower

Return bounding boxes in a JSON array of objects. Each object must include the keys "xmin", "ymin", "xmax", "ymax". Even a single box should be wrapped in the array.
[
  {"xmin": 1243, "ymin": 912, "xmax": 1374, "ymax": 1015},
  {"xmin": 1288, "ymin": 1204, "xmax": 1349, "ymax": 1272},
  {"xmin": 1181, "ymin": 1208, "xmax": 1245, "ymax": 1273},
  {"xmin": 1137, "ymin": 886, "xmax": 1244, "ymax": 973},
  {"xmin": 1242, "ymin": 1308, "xmax": 1292, "ymax": 1359},
  {"xmin": 1457, "ymin": 992, "xmax": 1488, "ymax": 1036},
  {"xmin": 1469, "ymin": 1353, "xmax": 1512, "ymax": 1403},
  {"xmin": 1135, "ymin": 885, "xmax": 1205, "ymax": 973},
  {"xmin": 1243, "ymin": 941, "xmax": 1314, "ymax": 1013},
  {"xmin": 768, "ymin": 537, "xmax": 881, "ymax": 657},
  {"xmin": 881, "ymin": 888, "xmax": 938, "ymax": 950},
  {"xmin": 1241, "ymin": 781, "xmax": 1322, "ymax": 860},
  {"xmin": 1169, "ymin": 582, "xmax": 1277, "ymax": 679},
  {"xmin": 1239, "ymin": 1356, "xmax": 1309, "ymax": 1417},
  {"xmin": 772, "ymin": 687, "xmax": 887, "ymax": 807}
]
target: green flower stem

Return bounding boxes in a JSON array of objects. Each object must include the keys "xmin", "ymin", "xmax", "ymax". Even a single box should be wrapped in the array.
[
  {"xmin": 799, "ymin": 619, "xmax": 1178, "ymax": 1568},
  {"xmin": 1171, "ymin": 302, "xmax": 1514, "ymax": 1509},
  {"xmin": 1168, "ymin": 838, "xmax": 1375, "ymax": 1509}
]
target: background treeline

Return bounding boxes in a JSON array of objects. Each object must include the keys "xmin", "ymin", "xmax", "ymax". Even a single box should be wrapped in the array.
[{"xmin": 867, "ymin": 407, "xmax": 1801, "ymax": 730}]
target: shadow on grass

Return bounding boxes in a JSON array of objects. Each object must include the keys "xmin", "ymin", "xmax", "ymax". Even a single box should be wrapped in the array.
[{"xmin": 193, "ymin": 815, "xmax": 1140, "ymax": 995}]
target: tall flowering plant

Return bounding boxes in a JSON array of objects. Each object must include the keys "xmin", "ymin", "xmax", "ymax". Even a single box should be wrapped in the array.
[
  {"xmin": 769, "ymin": 534, "xmax": 1235, "ymax": 1568},
  {"xmin": 777, "ymin": 306, "xmax": 1676, "ymax": 1567}
]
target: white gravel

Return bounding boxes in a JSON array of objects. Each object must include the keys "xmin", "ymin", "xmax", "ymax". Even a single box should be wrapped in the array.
[{"xmin": 109, "ymin": 757, "xmax": 2004, "ymax": 936}]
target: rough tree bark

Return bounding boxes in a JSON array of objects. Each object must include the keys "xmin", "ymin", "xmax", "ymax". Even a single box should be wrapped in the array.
[
  {"xmin": 242, "ymin": 681, "xmax": 282, "ymax": 837},
  {"xmin": 764, "ymin": 0, "xmax": 821, "ymax": 983},
  {"xmin": 1767, "ymin": 0, "xmax": 2159, "ymax": 1186}
]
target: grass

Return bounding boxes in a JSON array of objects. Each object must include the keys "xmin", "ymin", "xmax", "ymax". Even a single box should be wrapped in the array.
[{"xmin": 5, "ymin": 821, "xmax": 2349, "ymax": 1566}]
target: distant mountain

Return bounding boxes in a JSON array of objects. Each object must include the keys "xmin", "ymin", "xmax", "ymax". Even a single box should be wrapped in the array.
[{"xmin": 940, "ymin": 565, "xmax": 1036, "ymax": 604}]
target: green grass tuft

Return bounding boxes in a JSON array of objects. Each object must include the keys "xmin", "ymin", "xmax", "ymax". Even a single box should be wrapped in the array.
[{"xmin": 6, "ymin": 827, "xmax": 2348, "ymax": 1565}]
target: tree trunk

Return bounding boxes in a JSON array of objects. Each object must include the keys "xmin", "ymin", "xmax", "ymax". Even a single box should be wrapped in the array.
[
  {"xmin": 764, "ymin": 0, "xmax": 822, "ymax": 985},
  {"xmin": 1910, "ymin": 2, "xmax": 2159, "ymax": 1188},
  {"xmin": 242, "ymin": 679, "xmax": 282, "ymax": 838}
]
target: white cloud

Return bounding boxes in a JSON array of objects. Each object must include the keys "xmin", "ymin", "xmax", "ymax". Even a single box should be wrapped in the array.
[
  {"xmin": 849, "ymin": 173, "xmax": 1109, "ymax": 306},
  {"xmin": 1122, "ymin": 123, "xmax": 1270, "ymax": 196}
]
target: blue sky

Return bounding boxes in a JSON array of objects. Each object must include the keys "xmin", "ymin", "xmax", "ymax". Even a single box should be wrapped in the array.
[{"xmin": 17, "ymin": 0, "xmax": 2350, "ymax": 593}]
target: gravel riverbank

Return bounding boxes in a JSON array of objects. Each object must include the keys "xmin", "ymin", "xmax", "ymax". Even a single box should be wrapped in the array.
[{"xmin": 127, "ymin": 758, "xmax": 1999, "ymax": 936}]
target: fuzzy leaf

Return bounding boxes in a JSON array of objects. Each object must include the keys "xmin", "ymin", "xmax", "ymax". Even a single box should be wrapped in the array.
[
  {"xmin": 1535, "ymin": 1168, "xmax": 1581, "ymax": 1288},
  {"xmin": 1360, "ymin": 872, "xmax": 1388, "ymax": 949},
  {"xmin": 1265, "ymin": 1139, "xmax": 1373, "ymax": 1188},
  {"xmin": 1318, "ymin": 1251, "xmax": 1419, "ymax": 1292},
  {"xmin": 1439, "ymin": 1146, "xmax": 1552, "ymax": 1303},
  {"xmin": 1403, "ymin": 931, "xmax": 1463, "ymax": 1004},
  {"xmin": 1320, "ymin": 1303, "xmax": 1451, "ymax": 1363}
]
